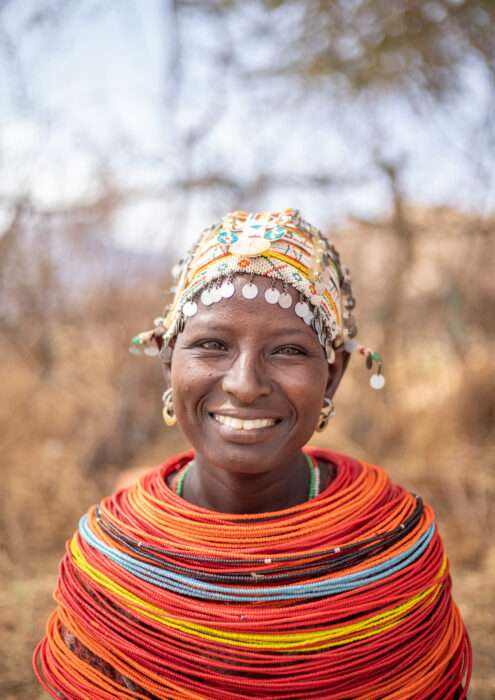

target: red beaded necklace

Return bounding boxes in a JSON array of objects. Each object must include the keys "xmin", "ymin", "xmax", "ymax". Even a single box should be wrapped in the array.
[{"xmin": 34, "ymin": 448, "xmax": 471, "ymax": 699}]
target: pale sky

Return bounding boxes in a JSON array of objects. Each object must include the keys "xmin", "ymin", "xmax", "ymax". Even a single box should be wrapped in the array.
[{"xmin": 1, "ymin": 0, "xmax": 493, "ymax": 251}]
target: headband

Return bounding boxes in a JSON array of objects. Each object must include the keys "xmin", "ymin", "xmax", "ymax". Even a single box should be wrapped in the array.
[{"xmin": 130, "ymin": 208, "xmax": 384, "ymax": 388}]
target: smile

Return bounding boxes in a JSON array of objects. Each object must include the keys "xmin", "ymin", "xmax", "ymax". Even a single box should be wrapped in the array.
[{"xmin": 212, "ymin": 414, "xmax": 278, "ymax": 431}]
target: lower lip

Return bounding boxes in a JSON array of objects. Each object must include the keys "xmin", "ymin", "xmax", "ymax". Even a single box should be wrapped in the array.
[{"xmin": 209, "ymin": 414, "xmax": 281, "ymax": 443}]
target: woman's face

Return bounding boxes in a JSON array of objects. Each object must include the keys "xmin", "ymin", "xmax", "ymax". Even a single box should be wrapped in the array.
[{"xmin": 166, "ymin": 275, "xmax": 346, "ymax": 475}]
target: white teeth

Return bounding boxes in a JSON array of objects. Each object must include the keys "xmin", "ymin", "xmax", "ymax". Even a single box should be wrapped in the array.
[{"xmin": 213, "ymin": 415, "xmax": 277, "ymax": 430}]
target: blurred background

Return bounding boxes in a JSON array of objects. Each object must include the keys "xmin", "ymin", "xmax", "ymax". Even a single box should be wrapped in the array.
[{"xmin": 0, "ymin": 1, "xmax": 494, "ymax": 698}]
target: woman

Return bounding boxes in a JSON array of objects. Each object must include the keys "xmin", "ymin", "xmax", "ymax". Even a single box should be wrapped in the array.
[{"xmin": 34, "ymin": 209, "xmax": 471, "ymax": 698}]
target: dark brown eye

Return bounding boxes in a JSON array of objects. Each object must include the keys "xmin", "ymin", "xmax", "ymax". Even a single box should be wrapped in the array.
[
  {"xmin": 198, "ymin": 340, "xmax": 227, "ymax": 351},
  {"xmin": 273, "ymin": 345, "xmax": 306, "ymax": 356}
]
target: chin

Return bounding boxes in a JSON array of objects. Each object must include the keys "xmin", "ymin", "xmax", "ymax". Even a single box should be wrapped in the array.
[
  {"xmin": 205, "ymin": 443, "xmax": 279, "ymax": 475},
  {"xmin": 182, "ymin": 413, "xmax": 313, "ymax": 475},
  {"xmin": 198, "ymin": 430, "xmax": 308, "ymax": 477}
]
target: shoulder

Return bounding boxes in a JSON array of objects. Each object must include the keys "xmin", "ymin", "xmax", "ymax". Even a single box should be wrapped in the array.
[
  {"xmin": 306, "ymin": 445, "xmax": 434, "ymax": 509},
  {"xmin": 307, "ymin": 446, "xmax": 393, "ymax": 481}
]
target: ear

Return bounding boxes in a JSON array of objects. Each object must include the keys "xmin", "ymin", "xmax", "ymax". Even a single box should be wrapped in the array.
[
  {"xmin": 325, "ymin": 349, "xmax": 350, "ymax": 400},
  {"xmin": 160, "ymin": 343, "xmax": 173, "ymax": 387}
]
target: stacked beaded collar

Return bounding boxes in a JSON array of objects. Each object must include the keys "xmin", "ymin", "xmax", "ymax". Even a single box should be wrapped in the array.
[
  {"xmin": 131, "ymin": 208, "xmax": 385, "ymax": 388},
  {"xmin": 33, "ymin": 449, "xmax": 472, "ymax": 698}
]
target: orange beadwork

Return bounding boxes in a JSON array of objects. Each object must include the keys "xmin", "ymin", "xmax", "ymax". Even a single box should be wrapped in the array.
[{"xmin": 34, "ymin": 448, "xmax": 471, "ymax": 699}]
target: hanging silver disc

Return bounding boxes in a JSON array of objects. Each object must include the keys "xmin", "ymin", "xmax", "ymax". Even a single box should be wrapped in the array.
[
  {"xmin": 370, "ymin": 374, "xmax": 386, "ymax": 390},
  {"xmin": 264, "ymin": 288, "xmax": 280, "ymax": 304},
  {"xmin": 344, "ymin": 339, "xmax": 358, "ymax": 353},
  {"xmin": 278, "ymin": 293, "xmax": 292, "ymax": 309},
  {"xmin": 200, "ymin": 289, "xmax": 213, "ymax": 306},
  {"xmin": 183, "ymin": 301, "xmax": 198, "ymax": 317},
  {"xmin": 209, "ymin": 286, "xmax": 223, "ymax": 303},
  {"xmin": 295, "ymin": 301, "xmax": 310, "ymax": 318},
  {"xmin": 221, "ymin": 281, "xmax": 235, "ymax": 298},
  {"xmin": 242, "ymin": 282, "xmax": 259, "ymax": 299}
]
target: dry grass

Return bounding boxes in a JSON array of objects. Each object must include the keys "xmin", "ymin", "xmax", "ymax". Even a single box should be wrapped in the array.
[{"xmin": 1, "ymin": 206, "xmax": 494, "ymax": 698}]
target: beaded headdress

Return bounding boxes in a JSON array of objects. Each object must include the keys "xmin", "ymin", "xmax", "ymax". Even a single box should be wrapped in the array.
[{"xmin": 130, "ymin": 208, "xmax": 384, "ymax": 388}]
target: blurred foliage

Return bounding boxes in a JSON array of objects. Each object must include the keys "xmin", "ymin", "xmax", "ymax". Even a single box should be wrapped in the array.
[
  {"xmin": 263, "ymin": 0, "xmax": 495, "ymax": 96},
  {"xmin": 185, "ymin": 0, "xmax": 495, "ymax": 95}
]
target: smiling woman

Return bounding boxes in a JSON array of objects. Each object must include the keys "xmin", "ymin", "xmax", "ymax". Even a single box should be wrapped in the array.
[
  {"xmin": 167, "ymin": 276, "xmax": 343, "ymax": 514},
  {"xmin": 34, "ymin": 209, "xmax": 471, "ymax": 699}
]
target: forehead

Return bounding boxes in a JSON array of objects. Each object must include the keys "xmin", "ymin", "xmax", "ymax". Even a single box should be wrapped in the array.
[{"xmin": 181, "ymin": 275, "xmax": 319, "ymax": 340}]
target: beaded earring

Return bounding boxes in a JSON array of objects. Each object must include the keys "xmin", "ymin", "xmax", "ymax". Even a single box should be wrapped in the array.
[
  {"xmin": 344, "ymin": 339, "xmax": 386, "ymax": 390},
  {"xmin": 162, "ymin": 388, "xmax": 176, "ymax": 427},
  {"xmin": 316, "ymin": 398, "xmax": 336, "ymax": 432}
]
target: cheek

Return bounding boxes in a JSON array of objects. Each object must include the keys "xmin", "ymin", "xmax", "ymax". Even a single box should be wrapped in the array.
[
  {"xmin": 170, "ymin": 357, "xmax": 215, "ymax": 417},
  {"xmin": 281, "ymin": 365, "xmax": 328, "ymax": 420},
  {"xmin": 171, "ymin": 353, "xmax": 199, "ymax": 388}
]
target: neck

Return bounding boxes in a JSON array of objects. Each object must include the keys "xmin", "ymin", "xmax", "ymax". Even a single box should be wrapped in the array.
[{"xmin": 181, "ymin": 451, "xmax": 310, "ymax": 514}]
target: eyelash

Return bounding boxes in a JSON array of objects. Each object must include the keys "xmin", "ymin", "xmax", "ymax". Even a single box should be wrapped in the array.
[
  {"xmin": 196, "ymin": 340, "xmax": 227, "ymax": 351},
  {"xmin": 273, "ymin": 345, "xmax": 306, "ymax": 356}
]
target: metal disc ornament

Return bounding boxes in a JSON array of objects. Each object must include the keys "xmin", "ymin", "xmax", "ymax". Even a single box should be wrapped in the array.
[
  {"xmin": 370, "ymin": 374, "xmax": 386, "ymax": 390},
  {"xmin": 220, "ymin": 280, "xmax": 235, "ymax": 298},
  {"xmin": 344, "ymin": 339, "xmax": 358, "ymax": 353},
  {"xmin": 264, "ymin": 287, "xmax": 280, "ymax": 304},
  {"xmin": 242, "ymin": 282, "xmax": 259, "ymax": 299},
  {"xmin": 278, "ymin": 293, "xmax": 292, "ymax": 309},
  {"xmin": 295, "ymin": 301, "xmax": 310, "ymax": 318},
  {"xmin": 209, "ymin": 286, "xmax": 223, "ymax": 303},
  {"xmin": 230, "ymin": 237, "xmax": 271, "ymax": 257},
  {"xmin": 200, "ymin": 289, "xmax": 214, "ymax": 306},
  {"xmin": 182, "ymin": 301, "xmax": 198, "ymax": 317}
]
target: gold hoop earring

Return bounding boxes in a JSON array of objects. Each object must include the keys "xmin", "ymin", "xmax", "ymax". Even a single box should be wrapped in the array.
[
  {"xmin": 316, "ymin": 397, "xmax": 335, "ymax": 432},
  {"xmin": 162, "ymin": 388, "xmax": 177, "ymax": 427}
]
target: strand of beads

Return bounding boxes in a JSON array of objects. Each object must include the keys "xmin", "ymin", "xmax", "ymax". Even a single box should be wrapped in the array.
[{"xmin": 34, "ymin": 448, "xmax": 471, "ymax": 699}]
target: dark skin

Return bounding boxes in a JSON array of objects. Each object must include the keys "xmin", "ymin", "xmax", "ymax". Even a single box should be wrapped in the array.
[{"xmin": 162, "ymin": 275, "xmax": 349, "ymax": 514}]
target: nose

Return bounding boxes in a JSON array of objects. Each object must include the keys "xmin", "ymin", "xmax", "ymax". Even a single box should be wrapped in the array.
[{"xmin": 221, "ymin": 350, "xmax": 271, "ymax": 404}]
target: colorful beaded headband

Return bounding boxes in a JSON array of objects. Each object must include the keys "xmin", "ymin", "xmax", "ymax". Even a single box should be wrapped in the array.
[{"xmin": 130, "ymin": 208, "xmax": 385, "ymax": 389}]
